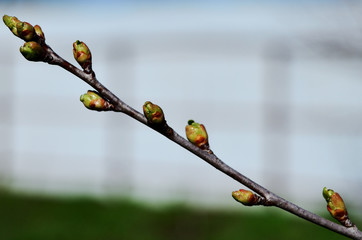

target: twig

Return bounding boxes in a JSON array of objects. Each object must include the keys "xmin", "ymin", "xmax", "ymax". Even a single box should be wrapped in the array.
[
  {"xmin": 4, "ymin": 15, "xmax": 362, "ymax": 239},
  {"xmin": 46, "ymin": 41, "xmax": 362, "ymax": 240}
]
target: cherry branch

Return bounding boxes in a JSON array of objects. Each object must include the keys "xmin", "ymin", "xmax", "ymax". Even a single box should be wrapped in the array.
[{"xmin": 3, "ymin": 15, "xmax": 362, "ymax": 240}]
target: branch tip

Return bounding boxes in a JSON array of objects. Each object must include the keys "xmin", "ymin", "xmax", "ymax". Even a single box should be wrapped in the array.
[
  {"xmin": 3, "ymin": 15, "xmax": 45, "ymax": 43},
  {"xmin": 323, "ymin": 187, "xmax": 353, "ymax": 227},
  {"xmin": 3, "ymin": 15, "xmax": 21, "ymax": 37}
]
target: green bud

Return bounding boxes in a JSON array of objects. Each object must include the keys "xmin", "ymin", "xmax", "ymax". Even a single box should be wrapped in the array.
[
  {"xmin": 322, "ymin": 187, "xmax": 334, "ymax": 202},
  {"xmin": 80, "ymin": 90, "xmax": 113, "ymax": 111},
  {"xmin": 73, "ymin": 40, "xmax": 92, "ymax": 70},
  {"xmin": 34, "ymin": 25, "xmax": 45, "ymax": 41},
  {"xmin": 232, "ymin": 189, "xmax": 259, "ymax": 206},
  {"xmin": 143, "ymin": 101, "xmax": 165, "ymax": 125},
  {"xmin": 19, "ymin": 41, "xmax": 45, "ymax": 61},
  {"xmin": 185, "ymin": 120, "xmax": 209, "ymax": 149},
  {"xmin": 16, "ymin": 21, "xmax": 35, "ymax": 41},
  {"xmin": 323, "ymin": 187, "xmax": 350, "ymax": 226},
  {"xmin": 3, "ymin": 15, "xmax": 21, "ymax": 37}
]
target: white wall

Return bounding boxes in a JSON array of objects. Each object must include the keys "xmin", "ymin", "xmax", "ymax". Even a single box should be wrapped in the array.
[{"xmin": 1, "ymin": 1, "xmax": 361, "ymax": 210}]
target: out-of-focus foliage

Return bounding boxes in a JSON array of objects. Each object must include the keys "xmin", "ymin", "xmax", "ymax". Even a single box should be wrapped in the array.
[{"xmin": 0, "ymin": 190, "xmax": 358, "ymax": 240}]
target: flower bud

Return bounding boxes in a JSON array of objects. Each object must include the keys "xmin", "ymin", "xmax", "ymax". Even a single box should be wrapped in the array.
[
  {"xmin": 232, "ymin": 189, "xmax": 259, "ymax": 206},
  {"xmin": 34, "ymin": 25, "xmax": 45, "ymax": 41},
  {"xmin": 19, "ymin": 41, "xmax": 45, "ymax": 61},
  {"xmin": 73, "ymin": 40, "xmax": 92, "ymax": 70},
  {"xmin": 80, "ymin": 90, "xmax": 113, "ymax": 111},
  {"xmin": 3, "ymin": 15, "xmax": 21, "ymax": 37},
  {"xmin": 185, "ymin": 120, "xmax": 209, "ymax": 149},
  {"xmin": 16, "ymin": 21, "xmax": 35, "ymax": 41},
  {"xmin": 143, "ymin": 101, "xmax": 165, "ymax": 125},
  {"xmin": 323, "ymin": 187, "xmax": 350, "ymax": 226}
]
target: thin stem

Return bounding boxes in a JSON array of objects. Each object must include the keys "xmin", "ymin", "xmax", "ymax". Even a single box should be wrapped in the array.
[
  {"xmin": 274, "ymin": 196, "xmax": 361, "ymax": 239},
  {"xmin": 44, "ymin": 44, "xmax": 362, "ymax": 240}
]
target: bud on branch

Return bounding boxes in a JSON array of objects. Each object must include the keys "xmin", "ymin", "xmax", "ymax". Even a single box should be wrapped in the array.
[
  {"xmin": 143, "ymin": 101, "xmax": 166, "ymax": 125},
  {"xmin": 73, "ymin": 40, "xmax": 92, "ymax": 72},
  {"xmin": 20, "ymin": 41, "xmax": 45, "ymax": 61},
  {"xmin": 3, "ymin": 15, "xmax": 47, "ymax": 62},
  {"xmin": 232, "ymin": 189, "xmax": 264, "ymax": 206},
  {"xmin": 3, "ymin": 15, "xmax": 21, "ymax": 37},
  {"xmin": 80, "ymin": 90, "xmax": 113, "ymax": 111},
  {"xmin": 3, "ymin": 15, "xmax": 44, "ymax": 42},
  {"xmin": 323, "ymin": 187, "xmax": 353, "ymax": 227},
  {"xmin": 185, "ymin": 120, "xmax": 209, "ymax": 150},
  {"xmin": 16, "ymin": 21, "xmax": 35, "ymax": 41},
  {"xmin": 34, "ymin": 25, "xmax": 45, "ymax": 41}
]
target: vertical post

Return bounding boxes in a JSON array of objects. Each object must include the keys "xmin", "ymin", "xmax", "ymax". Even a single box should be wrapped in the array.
[
  {"xmin": 262, "ymin": 41, "xmax": 292, "ymax": 192},
  {"xmin": 103, "ymin": 41, "xmax": 136, "ymax": 195}
]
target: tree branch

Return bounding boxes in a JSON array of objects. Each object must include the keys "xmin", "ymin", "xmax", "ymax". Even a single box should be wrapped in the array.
[
  {"xmin": 45, "ymin": 41, "xmax": 362, "ymax": 240},
  {"xmin": 3, "ymin": 15, "xmax": 362, "ymax": 239}
]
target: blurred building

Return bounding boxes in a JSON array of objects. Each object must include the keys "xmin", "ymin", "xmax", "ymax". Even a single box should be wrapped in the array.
[{"xmin": 0, "ymin": 0, "xmax": 361, "ymax": 210}]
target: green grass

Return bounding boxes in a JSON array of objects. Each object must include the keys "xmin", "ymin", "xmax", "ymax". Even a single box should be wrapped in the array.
[{"xmin": 0, "ymin": 191, "xmax": 358, "ymax": 240}]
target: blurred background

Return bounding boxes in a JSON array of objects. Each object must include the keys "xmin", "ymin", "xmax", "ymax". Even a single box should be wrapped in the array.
[{"xmin": 0, "ymin": 0, "xmax": 362, "ymax": 239}]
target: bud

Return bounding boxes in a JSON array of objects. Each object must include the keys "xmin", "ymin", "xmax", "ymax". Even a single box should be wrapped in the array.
[
  {"xmin": 19, "ymin": 41, "xmax": 45, "ymax": 61},
  {"xmin": 3, "ymin": 15, "xmax": 21, "ymax": 37},
  {"xmin": 185, "ymin": 120, "xmax": 209, "ymax": 149},
  {"xmin": 232, "ymin": 189, "xmax": 259, "ymax": 206},
  {"xmin": 34, "ymin": 25, "xmax": 45, "ymax": 41},
  {"xmin": 16, "ymin": 21, "xmax": 35, "ymax": 41},
  {"xmin": 80, "ymin": 90, "xmax": 113, "ymax": 111},
  {"xmin": 323, "ymin": 187, "xmax": 351, "ymax": 226},
  {"xmin": 143, "ymin": 101, "xmax": 165, "ymax": 125},
  {"xmin": 73, "ymin": 40, "xmax": 92, "ymax": 70}
]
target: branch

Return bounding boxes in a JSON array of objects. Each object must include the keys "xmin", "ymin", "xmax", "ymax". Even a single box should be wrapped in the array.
[{"xmin": 3, "ymin": 15, "xmax": 362, "ymax": 240}]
